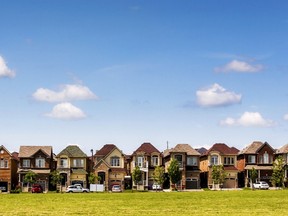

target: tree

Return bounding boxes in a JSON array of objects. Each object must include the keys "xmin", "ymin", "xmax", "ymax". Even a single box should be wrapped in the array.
[
  {"xmin": 211, "ymin": 165, "xmax": 226, "ymax": 189},
  {"xmin": 168, "ymin": 158, "xmax": 181, "ymax": 190},
  {"xmin": 132, "ymin": 166, "xmax": 142, "ymax": 190},
  {"xmin": 152, "ymin": 166, "xmax": 165, "ymax": 191},
  {"xmin": 249, "ymin": 167, "xmax": 258, "ymax": 189},
  {"xmin": 88, "ymin": 173, "xmax": 96, "ymax": 184},
  {"xmin": 50, "ymin": 170, "xmax": 63, "ymax": 192},
  {"xmin": 271, "ymin": 156, "xmax": 285, "ymax": 188},
  {"xmin": 23, "ymin": 171, "xmax": 37, "ymax": 190}
]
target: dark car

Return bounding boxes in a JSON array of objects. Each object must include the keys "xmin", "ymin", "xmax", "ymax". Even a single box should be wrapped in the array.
[{"xmin": 31, "ymin": 184, "xmax": 43, "ymax": 193}]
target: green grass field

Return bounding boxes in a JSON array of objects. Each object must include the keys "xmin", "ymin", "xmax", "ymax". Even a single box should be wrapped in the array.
[{"xmin": 1, "ymin": 190, "xmax": 287, "ymax": 215}]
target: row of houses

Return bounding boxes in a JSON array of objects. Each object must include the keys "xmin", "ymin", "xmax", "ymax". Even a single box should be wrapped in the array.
[{"xmin": 1, "ymin": 141, "xmax": 288, "ymax": 192}]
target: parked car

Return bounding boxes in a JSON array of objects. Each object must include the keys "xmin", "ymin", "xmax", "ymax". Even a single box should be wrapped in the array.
[
  {"xmin": 31, "ymin": 184, "xmax": 43, "ymax": 193},
  {"xmin": 253, "ymin": 181, "xmax": 269, "ymax": 189},
  {"xmin": 111, "ymin": 185, "xmax": 122, "ymax": 192},
  {"xmin": 152, "ymin": 183, "xmax": 162, "ymax": 190},
  {"xmin": 66, "ymin": 185, "xmax": 89, "ymax": 193}
]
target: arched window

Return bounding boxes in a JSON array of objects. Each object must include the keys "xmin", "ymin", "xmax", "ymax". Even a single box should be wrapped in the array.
[
  {"xmin": 111, "ymin": 156, "xmax": 120, "ymax": 167},
  {"xmin": 210, "ymin": 155, "xmax": 218, "ymax": 165}
]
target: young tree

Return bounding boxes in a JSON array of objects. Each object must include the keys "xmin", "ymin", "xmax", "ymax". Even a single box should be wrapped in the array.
[
  {"xmin": 152, "ymin": 166, "xmax": 165, "ymax": 191},
  {"xmin": 168, "ymin": 158, "xmax": 181, "ymax": 190},
  {"xmin": 271, "ymin": 156, "xmax": 285, "ymax": 188},
  {"xmin": 211, "ymin": 165, "xmax": 226, "ymax": 189},
  {"xmin": 50, "ymin": 170, "xmax": 63, "ymax": 192},
  {"xmin": 132, "ymin": 165, "xmax": 142, "ymax": 190},
  {"xmin": 88, "ymin": 173, "xmax": 96, "ymax": 184},
  {"xmin": 249, "ymin": 167, "xmax": 258, "ymax": 189},
  {"xmin": 23, "ymin": 171, "xmax": 37, "ymax": 190}
]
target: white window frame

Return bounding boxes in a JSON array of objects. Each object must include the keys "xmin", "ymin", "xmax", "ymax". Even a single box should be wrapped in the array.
[
  {"xmin": 248, "ymin": 155, "xmax": 256, "ymax": 163},
  {"xmin": 73, "ymin": 159, "xmax": 84, "ymax": 167},
  {"xmin": 0, "ymin": 159, "xmax": 8, "ymax": 168},
  {"xmin": 35, "ymin": 157, "xmax": 45, "ymax": 168},
  {"xmin": 224, "ymin": 157, "xmax": 234, "ymax": 165},
  {"xmin": 187, "ymin": 156, "xmax": 198, "ymax": 166},
  {"xmin": 137, "ymin": 156, "xmax": 144, "ymax": 167},
  {"xmin": 210, "ymin": 155, "xmax": 218, "ymax": 165},
  {"xmin": 151, "ymin": 156, "xmax": 158, "ymax": 166},
  {"xmin": 111, "ymin": 156, "xmax": 120, "ymax": 167},
  {"xmin": 60, "ymin": 158, "xmax": 68, "ymax": 168},
  {"xmin": 263, "ymin": 152, "xmax": 269, "ymax": 164},
  {"xmin": 23, "ymin": 159, "xmax": 30, "ymax": 168}
]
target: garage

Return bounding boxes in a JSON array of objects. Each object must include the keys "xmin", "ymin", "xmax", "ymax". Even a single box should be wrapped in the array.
[
  {"xmin": 223, "ymin": 178, "xmax": 236, "ymax": 188},
  {"xmin": 0, "ymin": 182, "xmax": 8, "ymax": 192},
  {"xmin": 186, "ymin": 178, "xmax": 199, "ymax": 189}
]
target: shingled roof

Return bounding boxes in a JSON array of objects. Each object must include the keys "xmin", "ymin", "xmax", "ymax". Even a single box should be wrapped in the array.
[
  {"xmin": 164, "ymin": 144, "xmax": 200, "ymax": 157},
  {"xmin": 18, "ymin": 146, "xmax": 52, "ymax": 158},
  {"xmin": 56, "ymin": 145, "xmax": 87, "ymax": 158},
  {"xmin": 95, "ymin": 144, "xmax": 116, "ymax": 156},
  {"xmin": 276, "ymin": 143, "xmax": 288, "ymax": 154},
  {"xmin": 132, "ymin": 142, "xmax": 160, "ymax": 155},
  {"xmin": 238, "ymin": 141, "xmax": 263, "ymax": 154},
  {"xmin": 205, "ymin": 143, "xmax": 239, "ymax": 155}
]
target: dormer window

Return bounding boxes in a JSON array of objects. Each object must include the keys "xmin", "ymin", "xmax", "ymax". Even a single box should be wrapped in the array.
[{"xmin": 111, "ymin": 156, "xmax": 120, "ymax": 167}]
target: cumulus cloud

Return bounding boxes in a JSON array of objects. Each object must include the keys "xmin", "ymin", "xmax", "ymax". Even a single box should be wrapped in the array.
[
  {"xmin": 45, "ymin": 102, "xmax": 86, "ymax": 120},
  {"xmin": 196, "ymin": 83, "xmax": 242, "ymax": 107},
  {"xmin": 33, "ymin": 84, "xmax": 97, "ymax": 103},
  {"xmin": 0, "ymin": 56, "xmax": 15, "ymax": 78},
  {"xmin": 220, "ymin": 112, "xmax": 275, "ymax": 127},
  {"xmin": 284, "ymin": 114, "xmax": 288, "ymax": 121},
  {"xmin": 214, "ymin": 60, "xmax": 263, "ymax": 73}
]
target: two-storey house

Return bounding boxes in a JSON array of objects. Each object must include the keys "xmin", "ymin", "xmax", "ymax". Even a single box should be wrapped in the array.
[
  {"xmin": 237, "ymin": 141, "xmax": 275, "ymax": 187},
  {"xmin": 131, "ymin": 142, "xmax": 162, "ymax": 190},
  {"xmin": 56, "ymin": 145, "xmax": 88, "ymax": 190},
  {"xmin": 17, "ymin": 146, "xmax": 53, "ymax": 192},
  {"xmin": 94, "ymin": 144, "xmax": 128, "ymax": 191},
  {"xmin": 163, "ymin": 144, "xmax": 201, "ymax": 190},
  {"xmin": 200, "ymin": 143, "xmax": 239, "ymax": 188},
  {"xmin": 275, "ymin": 143, "xmax": 288, "ymax": 187},
  {"xmin": 0, "ymin": 145, "xmax": 18, "ymax": 192}
]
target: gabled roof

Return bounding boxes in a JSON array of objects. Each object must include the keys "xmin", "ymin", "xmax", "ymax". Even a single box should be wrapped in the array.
[
  {"xmin": 132, "ymin": 142, "xmax": 160, "ymax": 155},
  {"xmin": 18, "ymin": 146, "xmax": 52, "ymax": 158},
  {"xmin": 56, "ymin": 145, "xmax": 87, "ymax": 158},
  {"xmin": 95, "ymin": 144, "xmax": 117, "ymax": 156},
  {"xmin": 0, "ymin": 145, "xmax": 12, "ymax": 156},
  {"xmin": 164, "ymin": 144, "xmax": 200, "ymax": 157},
  {"xmin": 239, "ymin": 141, "xmax": 274, "ymax": 154},
  {"xmin": 205, "ymin": 143, "xmax": 239, "ymax": 155},
  {"xmin": 276, "ymin": 144, "xmax": 288, "ymax": 154},
  {"xmin": 195, "ymin": 147, "xmax": 208, "ymax": 155}
]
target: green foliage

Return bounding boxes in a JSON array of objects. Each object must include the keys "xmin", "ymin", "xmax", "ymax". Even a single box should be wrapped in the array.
[
  {"xmin": 23, "ymin": 171, "xmax": 37, "ymax": 185},
  {"xmin": 50, "ymin": 170, "xmax": 63, "ymax": 186},
  {"xmin": 168, "ymin": 158, "xmax": 181, "ymax": 186},
  {"xmin": 132, "ymin": 165, "xmax": 142, "ymax": 185},
  {"xmin": 211, "ymin": 165, "xmax": 226, "ymax": 185},
  {"xmin": 271, "ymin": 156, "xmax": 285, "ymax": 188},
  {"xmin": 88, "ymin": 173, "xmax": 96, "ymax": 184},
  {"xmin": 249, "ymin": 167, "xmax": 258, "ymax": 184},
  {"xmin": 152, "ymin": 166, "xmax": 165, "ymax": 186}
]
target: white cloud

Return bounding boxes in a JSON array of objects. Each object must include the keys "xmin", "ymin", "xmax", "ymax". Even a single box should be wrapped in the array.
[
  {"xmin": 214, "ymin": 60, "xmax": 263, "ymax": 73},
  {"xmin": 0, "ymin": 56, "xmax": 15, "ymax": 78},
  {"xmin": 196, "ymin": 83, "xmax": 242, "ymax": 107},
  {"xmin": 33, "ymin": 84, "xmax": 97, "ymax": 103},
  {"xmin": 284, "ymin": 114, "xmax": 288, "ymax": 120},
  {"xmin": 45, "ymin": 102, "xmax": 86, "ymax": 120},
  {"xmin": 220, "ymin": 112, "xmax": 275, "ymax": 127}
]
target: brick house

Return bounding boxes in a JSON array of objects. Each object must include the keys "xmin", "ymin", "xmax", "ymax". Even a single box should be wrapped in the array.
[
  {"xmin": 200, "ymin": 143, "xmax": 239, "ymax": 189},
  {"xmin": 0, "ymin": 145, "xmax": 18, "ymax": 192},
  {"xmin": 163, "ymin": 144, "xmax": 201, "ymax": 190},
  {"xmin": 237, "ymin": 141, "xmax": 275, "ymax": 187}
]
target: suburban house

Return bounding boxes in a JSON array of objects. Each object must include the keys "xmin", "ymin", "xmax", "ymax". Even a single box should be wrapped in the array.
[
  {"xmin": 56, "ymin": 145, "xmax": 88, "ymax": 190},
  {"xmin": 275, "ymin": 143, "xmax": 288, "ymax": 186},
  {"xmin": 163, "ymin": 144, "xmax": 201, "ymax": 189},
  {"xmin": 0, "ymin": 145, "xmax": 18, "ymax": 192},
  {"xmin": 200, "ymin": 143, "xmax": 239, "ymax": 189},
  {"xmin": 237, "ymin": 141, "xmax": 275, "ymax": 187},
  {"xmin": 93, "ymin": 144, "xmax": 128, "ymax": 191},
  {"xmin": 17, "ymin": 146, "xmax": 54, "ymax": 192},
  {"xmin": 130, "ymin": 142, "xmax": 162, "ymax": 190}
]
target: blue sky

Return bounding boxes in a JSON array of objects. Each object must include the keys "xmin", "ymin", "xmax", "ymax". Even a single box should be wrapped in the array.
[{"xmin": 1, "ymin": 0, "xmax": 288, "ymax": 155}]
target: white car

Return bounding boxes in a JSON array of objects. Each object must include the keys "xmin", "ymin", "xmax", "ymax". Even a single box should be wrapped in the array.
[
  {"xmin": 253, "ymin": 181, "xmax": 269, "ymax": 189},
  {"xmin": 152, "ymin": 184, "xmax": 162, "ymax": 190},
  {"xmin": 66, "ymin": 185, "xmax": 89, "ymax": 193},
  {"xmin": 111, "ymin": 185, "xmax": 122, "ymax": 192}
]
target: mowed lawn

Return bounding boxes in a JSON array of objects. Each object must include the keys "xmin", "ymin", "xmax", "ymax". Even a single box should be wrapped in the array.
[{"xmin": 1, "ymin": 190, "xmax": 288, "ymax": 215}]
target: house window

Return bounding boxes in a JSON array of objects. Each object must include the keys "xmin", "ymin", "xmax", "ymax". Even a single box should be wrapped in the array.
[
  {"xmin": 224, "ymin": 157, "xmax": 234, "ymax": 165},
  {"xmin": 210, "ymin": 155, "xmax": 218, "ymax": 165},
  {"xmin": 73, "ymin": 159, "xmax": 84, "ymax": 167},
  {"xmin": 35, "ymin": 157, "xmax": 45, "ymax": 168},
  {"xmin": 60, "ymin": 158, "xmax": 68, "ymax": 168},
  {"xmin": 136, "ymin": 156, "xmax": 144, "ymax": 167},
  {"xmin": 23, "ymin": 159, "xmax": 30, "ymax": 168},
  {"xmin": 248, "ymin": 155, "xmax": 256, "ymax": 163},
  {"xmin": 187, "ymin": 156, "xmax": 198, "ymax": 166},
  {"xmin": 0, "ymin": 159, "xmax": 8, "ymax": 168},
  {"xmin": 111, "ymin": 156, "xmax": 120, "ymax": 167},
  {"xmin": 174, "ymin": 155, "xmax": 183, "ymax": 167},
  {"xmin": 263, "ymin": 152, "xmax": 269, "ymax": 164},
  {"xmin": 151, "ymin": 156, "xmax": 158, "ymax": 166}
]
